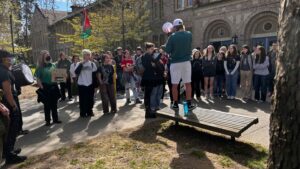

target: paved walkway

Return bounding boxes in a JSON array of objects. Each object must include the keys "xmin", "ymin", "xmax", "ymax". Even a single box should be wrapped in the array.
[{"xmin": 16, "ymin": 94, "xmax": 271, "ymax": 157}]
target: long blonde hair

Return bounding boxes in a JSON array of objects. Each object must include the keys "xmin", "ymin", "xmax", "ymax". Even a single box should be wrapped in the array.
[{"xmin": 37, "ymin": 50, "xmax": 49, "ymax": 68}]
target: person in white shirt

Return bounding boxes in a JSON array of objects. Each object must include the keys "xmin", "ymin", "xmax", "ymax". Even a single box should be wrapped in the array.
[
  {"xmin": 69, "ymin": 55, "xmax": 80, "ymax": 101},
  {"xmin": 75, "ymin": 49, "xmax": 97, "ymax": 117}
]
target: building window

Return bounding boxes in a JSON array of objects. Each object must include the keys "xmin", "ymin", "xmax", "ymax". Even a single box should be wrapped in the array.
[
  {"xmin": 176, "ymin": 0, "xmax": 193, "ymax": 10},
  {"xmin": 263, "ymin": 22, "xmax": 273, "ymax": 31},
  {"xmin": 159, "ymin": 0, "xmax": 164, "ymax": 18},
  {"xmin": 186, "ymin": 0, "xmax": 193, "ymax": 7},
  {"xmin": 218, "ymin": 28, "xmax": 225, "ymax": 37},
  {"xmin": 152, "ymin": 0, "xmax": 158, "ymax": 19},
  {"xmin": 176, "ymin": 0, "xmax": 185, "ymax": 10}
]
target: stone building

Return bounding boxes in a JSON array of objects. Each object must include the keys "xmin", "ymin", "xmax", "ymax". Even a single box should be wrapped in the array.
[{"xmin": 150, "ymin": 0, "xmax": 280, "ymax": 51}]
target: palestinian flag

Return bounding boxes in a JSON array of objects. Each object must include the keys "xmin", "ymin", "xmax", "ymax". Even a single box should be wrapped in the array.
[{"xmin": 80, "ymin": 8, "xmax": 91, "ymax": 39}]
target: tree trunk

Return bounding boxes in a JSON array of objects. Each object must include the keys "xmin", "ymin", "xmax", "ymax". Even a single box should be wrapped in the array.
[{"xmin": 268, "ymin": 0, "xmax": 300, "ymax": 169}]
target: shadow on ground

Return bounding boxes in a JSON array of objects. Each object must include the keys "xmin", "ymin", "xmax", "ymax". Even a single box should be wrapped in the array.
[{"xmin": 130, "ymin": 119, "xmax": 268, "ymax": 169}]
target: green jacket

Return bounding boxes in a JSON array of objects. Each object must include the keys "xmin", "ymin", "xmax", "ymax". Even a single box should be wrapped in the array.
[{"xmin": 165, "ymin": 31, "xmax": 192, "ymax": 64}]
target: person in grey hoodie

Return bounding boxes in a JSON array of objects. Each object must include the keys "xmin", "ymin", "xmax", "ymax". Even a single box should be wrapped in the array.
[
  {"xmin": 253, "ymin": 46, "xmax": 269, "ymax": 103},
  {"xmin": 240, "ymin": 45, "xmax": 253, "ymax": 101}
]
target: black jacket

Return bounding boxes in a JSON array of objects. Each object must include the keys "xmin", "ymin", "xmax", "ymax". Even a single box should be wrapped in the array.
[
  {"xmin": 192, "ymin": 59, "xmax": 203, "ymax": 80},
  {"xmin": 216, "ymin": 59, "xmax": 225, "ymax": 75},
  {"xmin": 141, "ymin": 53, "xmax": 164, "ymax": 87}
]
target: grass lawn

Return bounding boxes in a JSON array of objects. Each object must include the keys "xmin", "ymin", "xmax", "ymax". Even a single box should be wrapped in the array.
[{"xmin": 11, "ymin": 120, "xmax": 268, "ymax": 169}]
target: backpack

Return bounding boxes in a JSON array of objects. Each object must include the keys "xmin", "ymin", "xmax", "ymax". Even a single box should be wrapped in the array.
[{"xmin": 135, "ymin": 56, "xmax": 145, "ymax": 75}]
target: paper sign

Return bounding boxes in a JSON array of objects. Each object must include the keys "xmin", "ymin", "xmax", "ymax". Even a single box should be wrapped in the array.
[{"xmin": 52, "ymin": 69, "xmax": 67, "ymax": 83}]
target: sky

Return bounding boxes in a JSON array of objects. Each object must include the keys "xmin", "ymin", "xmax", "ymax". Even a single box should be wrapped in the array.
[
  {"xmin": 55, "ymin": 1, "xmax": 71, "ymax": 11},
  {"xmin": 38, "ymin": 0, "xmax": 96, "ymax": 11},
  {"xmin": 38, "ymin": 0, "xmax": 71, "ymax": 12}
]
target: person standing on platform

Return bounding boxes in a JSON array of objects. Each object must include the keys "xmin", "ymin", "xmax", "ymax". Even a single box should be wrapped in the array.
[
  {"xmin": 165, "ymin": 18, "xmax": 195, "ymax": 110},
  {"xmin": 56, "ymin": 52, "xmax": 72, "ymax": 101},
  {"xmin": 0, "ymin": 50, "xmax": 27, "ymax": 164},
  {"xmin": 75, "ymin": 49, "xmax": 97, "ymax": 117}
]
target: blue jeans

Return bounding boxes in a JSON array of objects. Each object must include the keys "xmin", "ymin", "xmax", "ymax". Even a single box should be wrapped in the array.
[
  {"xmin": 125, "ymin": 76, "xmax": 138, "ymax": 100},
  {"xmin": 267, "ymin": 73, "xmax": 275, "ymax": 94},
  {"xmin": 214, "ymin": 74, "xmax": 225, "ymax": 96},
  {"xmin": 150, "ymin": 85, "xmax": 163, "ymax": 110},
  {"xmin": 226, "ymin": 71, "xmax": 238, "ymax": 97},
  {"xmin": 254, "ymin": 74, "xmax": 268, "ymax": 101}
]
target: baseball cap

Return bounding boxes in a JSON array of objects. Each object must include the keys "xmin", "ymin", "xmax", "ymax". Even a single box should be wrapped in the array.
[
  {"xmin": 136, "ymin": 46, "xmax": 142, "ymax": 51},
  {"xmin": 0, "ymin": 49, "xmax": 13, "ymax": 59},
  {"xmin": 117, "ymin": 47, "xmax": 123, "ymax": 50},
  {"xmin": 173, "ymin": 18, "xmax": 183, "ymax": 27}
]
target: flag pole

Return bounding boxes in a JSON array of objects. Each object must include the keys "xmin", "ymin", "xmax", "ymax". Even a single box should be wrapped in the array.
[{"xmin": 83, "ymin": 38, "xmax": 85, "ymax": 49}]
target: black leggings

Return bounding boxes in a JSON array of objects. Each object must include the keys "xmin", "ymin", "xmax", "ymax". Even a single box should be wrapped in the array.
[
  {"xmin": 192, "ymin": 78, "xmax": 201, "ymax": 98},
  {"xmin": 78, "ymin": 85, "xmax": 95, "ymax": 117},
  {"xmin": 43, "ymin": 84, "xmax": 59, "ymax": 123}
]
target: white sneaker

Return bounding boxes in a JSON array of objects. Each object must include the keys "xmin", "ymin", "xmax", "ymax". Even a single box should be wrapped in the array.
[{"xmin": 209, "ymin": 95, "xmax": 214, "ymax": 100}]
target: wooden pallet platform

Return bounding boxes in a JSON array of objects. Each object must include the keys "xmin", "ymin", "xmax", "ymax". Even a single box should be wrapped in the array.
[{"xmin": 157, "ymin": 106, "xmax": 259, "ymax": 141}]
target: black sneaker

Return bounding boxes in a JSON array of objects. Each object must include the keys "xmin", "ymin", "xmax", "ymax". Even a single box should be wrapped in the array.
[
  {"xmin": 19, "ymin": 130, "xmax": 29, "ymax": 135},
  {"xmin": 110, "ymin": 110, "xmax": 117, "ymax": 114},
  {"xmin": 6, "ymin": 154, "xmax": 27, "ymax": 164},
  {"xmin": 14, "ymin": 148, "xmax": 22, "ymax": 155},
  {"xmin": 53, "ymin": 120, "xmax": 62, "ymax": 124},
  {"xmin": 59, "ymin": 98, "xmax": 66, "ymax": 102},
  {"xmin": 135, "ymin": 99, "xmax": 142, "ymax": 104},
  {"xmin": 126, "ymin": 99, "xmax": 131, "ymax": 104},
  {"xmin": 145, "ymin": 114, "xmax": 155, "ymax": 119},
  {"xmin": 172, "ymin": 103, "xmax": 179, "ymax": 110},
  {"xmin": 188, "ymin": 103, "xmax": 196, "ymax": 111},
  {"xmin": 45, "ymin": 122, "xmax": 51, "ymax": 126}
]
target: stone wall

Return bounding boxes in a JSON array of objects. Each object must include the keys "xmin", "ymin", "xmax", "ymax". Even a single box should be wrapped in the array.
[{"xmin": 150, "ymin": 0, "xmax": 280, "ymax": 50}]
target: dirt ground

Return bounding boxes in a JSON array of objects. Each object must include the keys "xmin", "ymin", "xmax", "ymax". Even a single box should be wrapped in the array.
[
  {"xmin": 8, "ymin": 120, "xmax": 267, "ymax": 169},
  {"xmin": 19, "ymin": 85, "xmax": 38, "ymax": 100}
]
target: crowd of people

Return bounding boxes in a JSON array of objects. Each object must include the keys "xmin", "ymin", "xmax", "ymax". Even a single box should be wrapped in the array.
[{"xmin": 0, "ymin": 18, "xmax": 278, "ymax": 165}]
